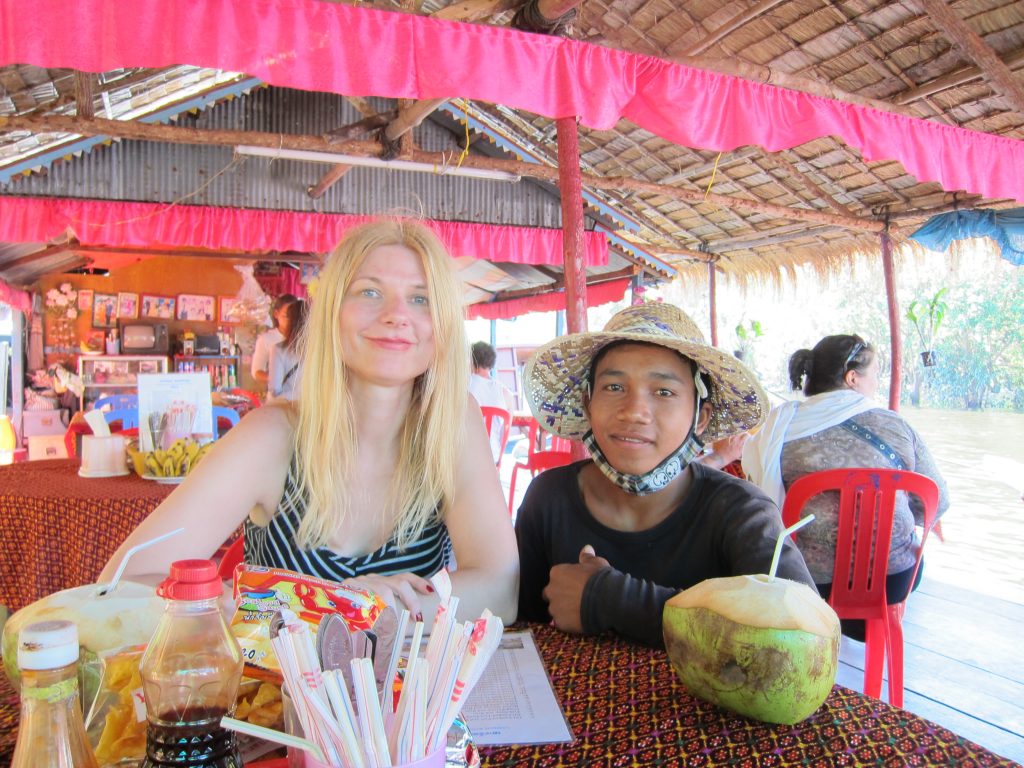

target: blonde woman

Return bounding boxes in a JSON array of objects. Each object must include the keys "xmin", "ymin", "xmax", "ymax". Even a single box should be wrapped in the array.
[{"xmin": 100, "ymin": 221, "xmax": 519, "ymax": 624}]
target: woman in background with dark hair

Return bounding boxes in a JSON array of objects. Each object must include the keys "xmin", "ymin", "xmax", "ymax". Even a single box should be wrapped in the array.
[
  {"xmin": 743, "ymin": 334, "xmax": 950, "ymax": 639},
  {"xmin": 268, "ymin": 299, "xmax": 308, "ymax": 402}
]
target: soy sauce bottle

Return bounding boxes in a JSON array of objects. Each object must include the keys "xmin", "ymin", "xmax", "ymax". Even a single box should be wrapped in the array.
[{"xmin": 141, "ymin": 559, "xmax": 244, "ymax": 767}]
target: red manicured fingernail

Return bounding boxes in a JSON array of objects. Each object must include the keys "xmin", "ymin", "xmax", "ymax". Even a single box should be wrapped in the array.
[{"xmin": 426, "ymin": 585, "xmax": 434, "ymax": 593}]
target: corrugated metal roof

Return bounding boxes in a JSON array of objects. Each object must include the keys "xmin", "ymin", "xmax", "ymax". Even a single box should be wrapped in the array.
[{"xmin": 1, "ymin": 86, "xmax": 566, "ymax": 228}]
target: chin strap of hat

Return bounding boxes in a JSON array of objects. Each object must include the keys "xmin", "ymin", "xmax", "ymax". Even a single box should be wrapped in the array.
[{"xmin": 693, "ymin": 366, "xmax": 709, "ymax": 431}]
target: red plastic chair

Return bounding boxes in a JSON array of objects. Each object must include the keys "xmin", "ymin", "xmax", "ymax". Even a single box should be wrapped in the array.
[
  {"xmin": 230, "ymin": 388, "xmax": 263, "ymax": 409},
  {"xmin": 781, "ymin": 468, "xmax": 940, "ymax": 708},
  {"xmin": 479, "ymin": 405, "xmax": 512, "ymax": 467},
  {"xmin": 508, "ymin": 418, "xmax": 574, "ymax": 516},
  {"xmin": 217, "ymin": 535, "xmax": 245, "ymax": 582}
]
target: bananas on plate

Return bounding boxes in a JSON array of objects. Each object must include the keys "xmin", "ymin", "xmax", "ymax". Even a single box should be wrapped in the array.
[{"xmin": 133, "ymin": 439, "xmax": 212, "ymax": 478}]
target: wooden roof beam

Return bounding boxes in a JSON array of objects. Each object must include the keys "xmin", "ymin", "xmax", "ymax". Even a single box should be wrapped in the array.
[
  {"xmin": 74, "ymin": 72, "xmax": 94, "ymax": 120},
  {"xmin": 758, "ymin": 152, "xmax": 860, "ymax": 218},
  {"xmin": 671, "ymin": 54, "xmax": 919, "ymax": 117},
  {"xmin": 2, "ymin": 242, "xmax": 74, "ymax": 270},
  {"xmin": 916, "ymin": 0, "xmax": 1024, "ymax": 117},
  {"xmin": 895, "ymin": 48, "xmax": 1024, "ymax": 105},
  {"xmin": 649, "ymin": 246, "xmax": 716, "ymax": 263},
  {"xmin": 0, "ymin": 114, "xmax": 888, "ymax": 234},
  {"xmin": 312, "ymin": 111, "xmax": 398, "ymax": 198},
  {"xmin": 489, "ymin": 266, "xmax": 635, "ymax": 301},
  {"xmin": 660, "ymin": 147, "xmax": 761, "ymax": 184},
  {"xmin": 706, "ymin": 225, "xmax": 846, "ymax": 252},
  {"xmin": 305, "ymin": 0, "xmax": 524, "ymax": 201},
  {"xmin": 70, "ymin": 245, "xmax": 323, "ymax": 264},
  {"xmin": 673, "ymin": 0, "xmax": 789, "ymax": 57},
  {"xmin": 432, "ymin": 0, "xmax": 521, "ymax": 23}
]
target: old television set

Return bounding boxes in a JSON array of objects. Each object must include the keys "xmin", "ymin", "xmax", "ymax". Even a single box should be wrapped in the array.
[{"xmin": 118, "ymin": 320, "xmax": 170, "ymax": 354}]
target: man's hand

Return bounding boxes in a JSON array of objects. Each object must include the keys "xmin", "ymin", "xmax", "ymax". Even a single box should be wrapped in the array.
[{"xmin": 542, "ymin": 545, "xmax": 611, "ymax": 634}]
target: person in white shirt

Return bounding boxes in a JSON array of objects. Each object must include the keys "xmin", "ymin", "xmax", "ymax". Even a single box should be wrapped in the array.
[
  {"xmin": 251, "ymin": 294, "xmax": 297, "ymax": 386},
  {"xmin": 268, "ymin": 300, "xmax": 308, "ymax": 402},
  {"xmin": 468, "ymin": 341, "xmax": 514, "ymax": 461}
]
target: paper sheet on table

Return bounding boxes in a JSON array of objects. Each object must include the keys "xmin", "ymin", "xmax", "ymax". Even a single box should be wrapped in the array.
[{"xmin": 460, "ymin": 630, "xmax": 573, "ymax": 747}]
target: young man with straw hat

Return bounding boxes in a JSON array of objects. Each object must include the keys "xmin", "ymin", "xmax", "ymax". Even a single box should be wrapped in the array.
[{"xmin": 516, "ymin": 303, "xmax": 813, "ymax": 647}]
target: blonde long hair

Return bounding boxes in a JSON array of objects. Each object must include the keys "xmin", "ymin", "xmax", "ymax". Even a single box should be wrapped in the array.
[{"xmin": 294, "ymin": 220, "xmax": 468, "ymax": 550}]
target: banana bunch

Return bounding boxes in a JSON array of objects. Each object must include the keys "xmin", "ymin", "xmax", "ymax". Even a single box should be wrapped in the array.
[{"xmin": 141, "ymin": 439, "xmax": 213, "ymax": 478}]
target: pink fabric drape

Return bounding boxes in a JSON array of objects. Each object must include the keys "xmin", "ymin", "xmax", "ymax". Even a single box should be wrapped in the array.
[
  {"xmin": 254, "ymin": 267, "xmax": 307, "ymax": 302},
  {"xmin": 466, "ymin": 278, "xmax": 629, "ymax": 319},
  {"xmin": 0, "ymin": 278, "xmax": 30, "ymax": 313},
  {"xmin": 1, "ymin": 0, "xmax": 1021, "ymax": 202},
  {"xmin": 0, "ymin": 197, "xmax": 608, "ymax": 267}
]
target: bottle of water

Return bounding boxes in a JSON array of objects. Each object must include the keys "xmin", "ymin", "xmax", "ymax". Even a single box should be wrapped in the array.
[{"xmin": 12, "ymin": 620, "xmax": 99, "ymax": 768}]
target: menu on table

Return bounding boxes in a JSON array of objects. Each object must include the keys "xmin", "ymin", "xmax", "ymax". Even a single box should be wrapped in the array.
[{"xmin": 461, "ymin": 629, "xmax": 574, "ymax": 747}]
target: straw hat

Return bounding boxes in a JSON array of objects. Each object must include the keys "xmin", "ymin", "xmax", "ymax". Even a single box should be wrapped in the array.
[{"xmin": 524, "ymin": 303, "xmax": 769, "ymax": 443}]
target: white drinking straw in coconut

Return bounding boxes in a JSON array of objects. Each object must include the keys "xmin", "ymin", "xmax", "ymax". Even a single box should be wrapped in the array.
[
  {"xmin": 97, "ymin": 527, "xmax": 185, "ymax": 596},
  {"xmin": 768, "ymin": 514, "xmax": 816, "ymax": 581}
]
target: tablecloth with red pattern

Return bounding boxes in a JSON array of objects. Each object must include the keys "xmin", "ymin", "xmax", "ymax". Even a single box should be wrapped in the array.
[
  {"xmin": 0, "ymin": 459, "xmax": 174, "ymax": 613},
  {"xmin": 0, "ymin": 601, "xmax": 1016, "ymax": 765},
  {"xmin": 479, "ymin": 624, "xmax": 1018, "ymax": 767}
]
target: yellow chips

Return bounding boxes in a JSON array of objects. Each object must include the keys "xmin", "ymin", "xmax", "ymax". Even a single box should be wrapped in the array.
[
  {"xmin": 94, "ymin": 653, "xmax": 145, "ymax": 764},
  {"xmin": 236, "ymin": 681, "xmax": 284, "ymax": 729},
  {"xmin": 91, "ymin": 653, "xmax": 283, "ymax": 764}
]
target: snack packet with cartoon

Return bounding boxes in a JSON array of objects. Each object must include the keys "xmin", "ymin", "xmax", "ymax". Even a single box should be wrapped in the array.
[{"xmin": 230, "ymin": 565, "xmax": 387, "ymax": 676}]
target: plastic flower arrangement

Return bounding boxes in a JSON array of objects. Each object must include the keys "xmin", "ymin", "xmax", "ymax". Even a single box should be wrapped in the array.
[{"xmin": 44, "ymin": 282, "xmax": 79, "ymax": 320}]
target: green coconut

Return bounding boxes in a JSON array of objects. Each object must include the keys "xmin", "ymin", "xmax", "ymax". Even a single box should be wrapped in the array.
[
  {"xmin": 2, "ymin": 581, "xmax": 164, "ymax": 694},
  {"xmin": 663, "ymin": 574, "xmax": 840, "ymax": 724}
]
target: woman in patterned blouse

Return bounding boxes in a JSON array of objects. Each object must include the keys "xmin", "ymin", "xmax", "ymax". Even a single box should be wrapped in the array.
[{"xmin": 744, "ymin": 334, "xmax": 949, "ymax": 639}]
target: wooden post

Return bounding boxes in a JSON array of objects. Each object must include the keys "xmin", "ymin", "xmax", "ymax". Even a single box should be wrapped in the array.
[
  {"xmin": 708, "ymin": 261, "xmax": 718, "ymax": 348},
  {"xmin": 557, "ymin": 116, "xmax": 586, "ymax": 335},
  {"xmin": 880, "ymin": 230, "xmax": 901, "ymax": 411},
  {"xmin": 557, "ymin": 115, "xmax": 587, "ymax": 461}
]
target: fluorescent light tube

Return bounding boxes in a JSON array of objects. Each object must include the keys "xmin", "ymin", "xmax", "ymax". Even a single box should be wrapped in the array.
[{"xmin": 235, "ymin": 145, "xmax": 521, "ymax": 182}]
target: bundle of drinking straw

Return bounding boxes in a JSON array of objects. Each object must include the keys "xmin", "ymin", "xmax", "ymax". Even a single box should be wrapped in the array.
[{"xmin": 269, "ymin": 572, "xmax": 503, "ymax": 767}]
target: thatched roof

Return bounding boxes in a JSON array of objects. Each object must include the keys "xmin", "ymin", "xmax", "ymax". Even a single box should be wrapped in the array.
[{"xmin": 0, "ymin": 0, "xmax": 1021, "ymax": 292}]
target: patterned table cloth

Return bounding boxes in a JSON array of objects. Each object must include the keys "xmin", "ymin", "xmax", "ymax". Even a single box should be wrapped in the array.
[
  {"xmin": 480, "ymin": 624, "xmax": 1018, "ymax": 767},
  {"xmin": 0, "ymin": 459, "xmax": 174, "ymax": 613}
]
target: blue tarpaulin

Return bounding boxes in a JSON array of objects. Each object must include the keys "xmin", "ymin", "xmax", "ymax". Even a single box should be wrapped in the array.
[{"xmin": 910, "ymin": 208, "xmax": 1024, "ymax": 266}]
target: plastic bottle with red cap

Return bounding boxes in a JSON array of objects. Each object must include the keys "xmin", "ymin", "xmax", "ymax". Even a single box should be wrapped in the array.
[
  {"xmin": 12, "ymin": 619, "xmax": 100, "ymax": 768},
  {"xmin": 140, "ymin": 559, "xmax": 244, "ymax": 767}
]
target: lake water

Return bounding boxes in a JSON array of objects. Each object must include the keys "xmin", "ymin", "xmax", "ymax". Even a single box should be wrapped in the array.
[{"xmin": 901, "ymin": 407, "xmax": 1024, "ymax": 605}]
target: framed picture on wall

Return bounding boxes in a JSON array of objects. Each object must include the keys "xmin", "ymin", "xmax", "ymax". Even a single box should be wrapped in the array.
[
  {"xmin": 218, "ymin": 296, "xmax": 241, "ymax": 324},
  {"xmin": 77, "ymin": 289, "xmax": 93, "ymax": 312},
  {"xmin": 177, "ymin": 293, "xmax": 215, "ymax": 322},
  {"xmin": 117, "ymin": 292, "xmax": 139, "ymax": 319},
  {"xmin": 92, "ymin": 293, "xmax": 118, "ymax": 328},
  {"xmin": 141, "ymin": 294, "xmax": 176, "ymax": 320}
]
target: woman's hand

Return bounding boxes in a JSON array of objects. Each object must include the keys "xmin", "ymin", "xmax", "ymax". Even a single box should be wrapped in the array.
[{"xmin": 344, "ymin": 573, "xmax": 435, "ymax": 623}]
